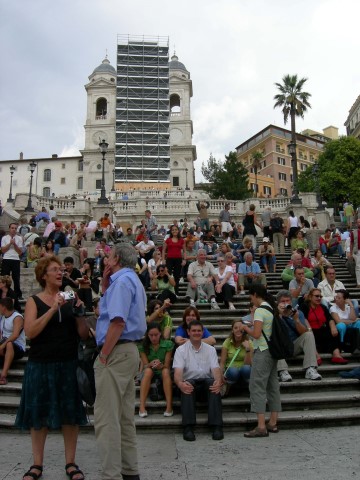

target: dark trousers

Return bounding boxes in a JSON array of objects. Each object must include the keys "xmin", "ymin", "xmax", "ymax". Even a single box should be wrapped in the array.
[
  {"xmin": 157, "ymin": 288, "xmax": 177, "ymax": 305},
  {"xmin": 181, "ymin": 378, "xmax": 223, "ymax": 427},
  {"xmin": 313, "ymin": 325, "xmax": 340, "ymax": 354},
  {"xmin": 215, "ymin": 283, "xmax": 235, "ymax": 307},
  {"xmin": 1, "ymin": 259, "xmax": 22, "ymax": 298},
  {"xmin": 166, "ymin": 257, "xmax": 182, "ymax": 294},
  {"xmin": 263, "ymin": 226, "xmax": 272, "ymax": 242}
]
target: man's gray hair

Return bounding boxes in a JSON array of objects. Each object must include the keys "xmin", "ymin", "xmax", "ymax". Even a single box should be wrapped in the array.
[
  {"xmin": 197, "ymin": 248, "xmax": 206, "ymax": 256},
  {"xmin": 276, "ymin": 290, "xmax": 292, "ymax": 302},
  {"xmin": 113, "ymin": 243, "xmax": 138, "ymax": 269},
  {"xmin": 244, "ymin": 251, "xmax": 253, "ymax": 260}
]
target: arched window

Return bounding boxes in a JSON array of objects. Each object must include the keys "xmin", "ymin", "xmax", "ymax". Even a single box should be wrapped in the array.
[
  {"xmin": 96, "ymin": 98, "xmax": 107, "ymax": 119},
  {"xmin": 77, "ymin": 177, "xmax": 83, "ymax": 190},
  {"xmin": 170, "ymin": 94, "xmax": 181, "ymax": 114},
  {"xmin": 44, "ymin": 169, "xmax": 51, "ymax": 182},
  {"xmin": 43, "ymin": 187, "xmax": 50, "ymax": 197}
]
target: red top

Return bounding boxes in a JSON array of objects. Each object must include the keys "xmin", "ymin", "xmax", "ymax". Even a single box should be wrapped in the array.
[
  {"xmin": 165, "ymin": 237, "xmax": 184, "ymax": 258},
  {"xmin": 307, "ymin": 305, "xmax": 327, "ymax": 329}
]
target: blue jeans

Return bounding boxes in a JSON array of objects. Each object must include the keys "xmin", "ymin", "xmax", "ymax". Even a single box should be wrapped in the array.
[
  {"xmin": 200, "ymin": 219, "xmax": 210, "ymax": 231},
  {"xmin": 260, "ymin": 255, "xmax": 276, "ymax": 272},
  {"xmin": 336, "ymin": 320, "xmax": 360, "ymax": 342},
  {"xmin": 320, "ymin": 243, "xmax": 344, "ymax": 256},
  {"xmin": 224, "ymin": 365, "xmax": 251, "ymax": 385}
]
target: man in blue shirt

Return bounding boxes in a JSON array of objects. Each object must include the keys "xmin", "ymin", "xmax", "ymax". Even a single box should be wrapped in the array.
[
  {"xmin": 276, "ymin": 290, "xmax": 322, "ymax": 382},
  {"xmin": 238, "ymin": 252, "xmax": 266, "ymax": 295},
  {"xmin": 94, "ymin": 243, "xmax": 146, "ymax": 480}
]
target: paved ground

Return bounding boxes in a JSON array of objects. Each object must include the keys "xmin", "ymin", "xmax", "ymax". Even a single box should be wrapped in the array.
[{"xmin": 1, "ymin": 426, "xmax": 359, "ymax": 480}]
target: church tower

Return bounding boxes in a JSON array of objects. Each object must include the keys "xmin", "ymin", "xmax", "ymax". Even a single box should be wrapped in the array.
[
  {"xmin": 169, "ymin": 53, "xmax": 197, "ymax": 190},
  {"xmin": 81, "ymin": 57, "xmax": 116, "ymax": 194}
]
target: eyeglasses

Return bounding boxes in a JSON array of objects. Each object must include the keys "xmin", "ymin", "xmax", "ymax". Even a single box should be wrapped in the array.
[
  {"xmin": 47, "ymin": 267, "xmax": 64, "ymax": 274},
  {"xmin": 313, "ymin": 294, "xmax": 322, "ymax": 298},
  {"xmin": 218, "ymin": 260, "xmax": 224, "ymax": 263},
  {"xmin": 158, "ymin": 269, "xmax": 165, "ymax": 273}
]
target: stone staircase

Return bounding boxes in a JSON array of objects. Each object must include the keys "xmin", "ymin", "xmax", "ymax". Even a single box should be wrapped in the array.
[{"xmin": 1, "ymin": 248, "xmax": 360, "ymax": 432}]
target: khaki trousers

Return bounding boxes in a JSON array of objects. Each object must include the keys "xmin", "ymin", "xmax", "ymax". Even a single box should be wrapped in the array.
[
  {"xmin": 277, "ymin": 331, "xmax": 318, "ymax": 372},
  {"xmin": 273, "ymin": 232, "xmax": 285, "ymax": 254},
  {"xmin": 94, "ymin": 342, "xmax": 140, "ymax": 480}
]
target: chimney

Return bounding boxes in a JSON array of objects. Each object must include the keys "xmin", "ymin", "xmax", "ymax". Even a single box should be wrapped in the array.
[{"xmin": 20, "ymin": 152, "xmax": 23, "ymax": 160}]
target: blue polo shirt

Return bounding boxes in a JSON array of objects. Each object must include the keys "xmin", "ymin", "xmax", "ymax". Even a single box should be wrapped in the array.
[
  {"xmin": 238, "ymin": 261, "xmax": 261, "ymax": 274},
  {"xmin": 175, "ymin": 325, "xmax": 213, "ymax": 339},
  {"xmin": 96, "ymin": 267, "xmax": 147, "ymax": 345}
]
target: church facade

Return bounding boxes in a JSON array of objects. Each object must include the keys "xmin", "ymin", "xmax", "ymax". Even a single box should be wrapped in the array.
[{"xmin": 0, "ymin": 39, "xmax": 196, "ymax": 205}]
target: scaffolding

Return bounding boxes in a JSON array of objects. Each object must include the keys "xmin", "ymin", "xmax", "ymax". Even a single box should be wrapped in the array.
[{"xmin": 116, "ymin": 35, "xmax": 170, "ymax": 183}]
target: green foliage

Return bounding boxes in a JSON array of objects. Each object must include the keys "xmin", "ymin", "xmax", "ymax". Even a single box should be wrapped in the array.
[
  {"xmin": 298, "ymin": 136, "xmax": 360, "ymax": 205},
  {"xmin": 201, "ymin": 151, "xmax": 251, "ymax": 200}
]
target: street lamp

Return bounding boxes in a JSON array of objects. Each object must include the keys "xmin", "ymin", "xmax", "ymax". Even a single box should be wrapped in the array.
[
  {"xmin": 185, "ymin": 168, "xmax": 190, "ymax": 190},
  {"xmin": 97, "ymin": 139, "xmax": 109, "ymax": 204},
  {"xmin": 111, "ymin": 168, "xmax": 116, "ymax": 192},
  {"xmin": 7, "ymin": 165, "xmax": 16, "ymax": 202},
  {"xmin": 312, "ymin": 163, "xmax": 324, "ymax": 210},
  {"xmin": 287, "ymin": 141, "xmax": 302, "ymax": 204},
  {"xmin": 24, "ymin": 161, "xmax": 37, "ymax": 212}
]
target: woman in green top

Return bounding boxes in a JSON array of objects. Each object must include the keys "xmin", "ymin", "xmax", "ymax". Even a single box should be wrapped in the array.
[
  {"xmin": 146, "ymin": 299, "xmax": 173, "ymax": 340},
  {"xmin": 240, "ymin": 284, "xmax": 281, "ymax": 438},
  {"xmin": 291, "ymin": 230, "xmax": 309, "ymax": 257},
  {"xmin": 150, "ymin": 265, "xmax": 177, "ymax": 304},
  {"xmin": 220, "ymin": 319, "xmax": 252, "ymax": 397},
  {"xmin": 138, "ymin": 323, "xmax": 174, "ymax": 418}
]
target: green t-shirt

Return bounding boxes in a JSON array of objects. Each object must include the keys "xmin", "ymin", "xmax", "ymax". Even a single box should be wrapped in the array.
[
  {"xmin": 146, "ymin": 314, "xmax": 173, "ymax": 336},
  {"xmin": 253, "ymin": 302, "xmax": 273, "ymax": 351},
  {"xmin": 157, "ymin": 277, "xmax": 175, "ymax": 294},
  {"xmin": 138, "ymin": 339, "xmax": 174, "ymax": 374},
  {"xmin": 222, "ymin": 337, "xmax": 253, "ymax": 369}
]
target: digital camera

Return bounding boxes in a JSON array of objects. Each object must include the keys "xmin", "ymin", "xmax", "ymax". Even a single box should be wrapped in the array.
[{"xmin": 60, "ymin": 291, "xmax": 75, "ymax": 301}]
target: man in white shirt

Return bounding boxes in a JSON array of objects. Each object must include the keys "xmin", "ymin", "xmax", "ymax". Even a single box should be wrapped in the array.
[
  {"xmin": 186, "ymin": 250, "xmax": 220, "ymax": 309},
  {"xmin": 135, "ymin": 233, "xmax": 155, "ymax": 262},
  {"xmin": 318, "ymin": 266, "xmax": 359, "ymax": 315},
  {"xmin": 1, "ymin": 223, "xmax": 24, "ymax": 300},
  {"xmin": 173, "ymin": 320, "xmax": 223, "ymax": 441}
]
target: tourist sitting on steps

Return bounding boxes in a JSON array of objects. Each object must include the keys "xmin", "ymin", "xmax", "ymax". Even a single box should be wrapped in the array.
[
  {"xmin": 275, "ymin": 290, "xmax": 322, "ymax": 383},
  {"xmin": 186, "ymin": 249, "xmax": 220, "ymax": 310},
  {"xmin": 174, "ymin": 306, "xmax": 216, "ymax": 346},
  {"xmin": 237, "ymin": 252, "xmax": 266, "ymax": 295}
]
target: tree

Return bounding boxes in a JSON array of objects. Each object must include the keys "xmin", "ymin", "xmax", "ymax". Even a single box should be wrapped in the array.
[
  {"xmin": 274, "ymin": 74, "xmax": 311, "ymax": 199},
  {"xmin": 298, "ymin": 136, "xmax": 360, "ymax": 207},
  {"xmin": 251, "ymin": 151, "xmax": 263, "ymax": 198},
  {"xmin": 201, "ymin": 151, "xmax": 251, "ymax": 200}
]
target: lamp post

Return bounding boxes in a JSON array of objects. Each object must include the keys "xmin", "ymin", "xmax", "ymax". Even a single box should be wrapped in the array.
[
  {"xmin": 24, "ymin": 161, "xmax": 37, "ymax": 212},
  {"xmin": 287, "ymin": 140, "xmax": 302, "ymax": 204},
  {"xmin": 97, "ymin": 139, "xmax": 109, "ymax": 204},
  {"xmin": 7, "ymin": 165, "xmax": 16, "ymax": 202},
  {"xmin": 312, "ymin": 163, "xmax": 324, "ymax": 210},
  {"xmin": 111, "ymin": 168, "xmax": 116, "ymax": 192},
  {"xmin": 185, "ymin": 168, "xmax": 190, "ymax": 190}
]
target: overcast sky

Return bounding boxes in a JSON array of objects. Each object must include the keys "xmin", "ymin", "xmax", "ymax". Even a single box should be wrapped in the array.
[{"xmin": 0, "ymin": 0, "xmax": 359, "ymax": 182}]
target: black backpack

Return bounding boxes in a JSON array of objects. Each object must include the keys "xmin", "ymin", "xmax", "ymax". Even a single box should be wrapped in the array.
[{"xmin": 259, "ymin": 305, "xmax": 294, "ymax": 360}]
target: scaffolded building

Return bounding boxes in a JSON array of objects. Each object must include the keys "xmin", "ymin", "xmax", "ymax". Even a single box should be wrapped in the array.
[{"xmin": 116, "ymin": 35, "xmax": 170, "ymax": 183}]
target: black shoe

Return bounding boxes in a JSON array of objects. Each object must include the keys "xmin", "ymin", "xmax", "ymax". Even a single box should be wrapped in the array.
[
  {"xmin": 183, "ymin": 426, "xmax": 196, "ymax": 441},
  {"xmin": 212, "ymin": 427, "xmax": 224, "ymax": 441},
  {"xmin": 122, "ymin": 475, "xmax": 140, "ymax": 480}
]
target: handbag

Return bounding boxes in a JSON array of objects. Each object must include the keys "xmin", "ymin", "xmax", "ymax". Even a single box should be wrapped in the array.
[{"xmin": 77, "ymin": 330, "xmax": 97, "ymax": 406}]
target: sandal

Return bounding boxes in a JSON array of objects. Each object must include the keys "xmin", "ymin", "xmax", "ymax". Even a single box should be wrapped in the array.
[
  {"xmin": 0, "ymin": 376, "xmax": 7, "ymax": 385},
  {"xmin": 65, "ymin": 463, "xmax": 85, "ymax": 480},
  {"xmin": 23, "ymin": 465, "xmax": 43, "ymax": 480},
  {"xmin": 244, "ymin": 427, "xmax": 269, "ymax": 438},
  {"xmin": 266, "ymin": 423, "xmax": 279, "ymax": 433}
]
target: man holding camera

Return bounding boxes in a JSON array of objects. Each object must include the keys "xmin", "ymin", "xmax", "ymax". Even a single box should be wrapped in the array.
[{"xmin": 276, "ymin": 290, "xmax": 322, "ymax": 382}]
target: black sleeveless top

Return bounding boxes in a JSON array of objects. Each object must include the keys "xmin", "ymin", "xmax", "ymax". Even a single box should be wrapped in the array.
[
  {"xmin": 28, "ymin": 296, "xmax": 79, "ymax": 362},
  {"xmin": 243, "ymin": 212, "xmax": 257, "ymax": 236}
]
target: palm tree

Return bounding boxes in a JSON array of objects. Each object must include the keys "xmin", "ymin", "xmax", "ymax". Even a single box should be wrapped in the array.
[
  {"xmin": 274, "ymin": 74, "xmax": 311, "ymax": 202},
  {"xmin": 251, "ymin": 151, "xmax": 263, "ymax": 198}
]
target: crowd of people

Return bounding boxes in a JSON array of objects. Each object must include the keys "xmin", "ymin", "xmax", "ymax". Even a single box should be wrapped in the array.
[{"xmin": 1, "ymin": 203, "xmax": 360, "ymax": 479}]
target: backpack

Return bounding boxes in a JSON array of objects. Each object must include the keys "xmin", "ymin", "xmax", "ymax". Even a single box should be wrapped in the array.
[{"xmin": 259, "ymin": 305, "xmax": 294, "ymax": 360}]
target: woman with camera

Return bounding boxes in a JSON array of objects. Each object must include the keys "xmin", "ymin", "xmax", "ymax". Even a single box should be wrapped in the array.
[
  {"xmin": 15, "ymin": 256, "xmax": 88, "ymax": 480},
  {"xmin": 150, "ymin": 265, "xmax": 177, "ymax": 304},
  {"xmin": 138, "ymin": 322, "xmax": 174, "ymax": 418},
  {"xmin": 219, "ymin": 319, "xmax": 252, "ymax": 397}
]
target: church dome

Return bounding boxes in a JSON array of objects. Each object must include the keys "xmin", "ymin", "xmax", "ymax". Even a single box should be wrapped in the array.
[
  {"xmin": 169, "ymin": 54, "xmax": 188, "ymax": 73},
  {"xmin": 91, "ymin": 57, "xmax": 116, "ymax": 75}
]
